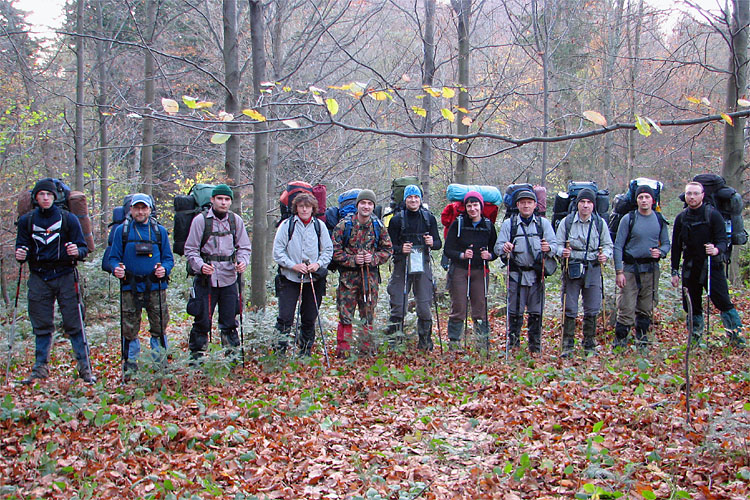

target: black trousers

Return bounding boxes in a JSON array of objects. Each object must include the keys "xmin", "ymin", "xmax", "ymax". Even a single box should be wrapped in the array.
[
  {"xmin": 189, "ymin": 277, "xmax": 238, "ymax": 354},
  {"xmin": 682, "ymin": 256, "xmax": 733, "ymax": 314},
  {"xmin": 275, "ymin": 275, "xmax": 325, "ymax": 348}
]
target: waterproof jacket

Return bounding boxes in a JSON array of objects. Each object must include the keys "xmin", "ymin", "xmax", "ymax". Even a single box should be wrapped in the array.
[
  {"xmin": 443, "ymin": 215, "xmax": 498, "ymax": 270},
  {"xmin": 107, "ymin": 219, "xmax": 174, "ymax": 292}
]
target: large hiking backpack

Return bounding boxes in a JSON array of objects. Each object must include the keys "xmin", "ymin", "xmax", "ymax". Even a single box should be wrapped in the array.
[
  {"xmin": 551, "ymin": 181, "xmax": 610, "ymax": 231},
  {"xmin": 173, "ymin": 183, "xmax": 215, "ymax": 256},
  {"xmin": 324, "ymin": 189, "xmax": 361, "ymax": 233},
  {"xmin": 440, "ymin": 201, "xmax": 499, "ymax": 239},
  {"xmin": 446, "ymin": 183, "xmax": 503, "ymax": 205},
  {"xmin": 102, "ymin": 194, "xmax": 158, "ymax": 272},
  {"xmin": 17, "ymin": 178, "xmax": 95, "ymax": 252},
  {"xmin": 608, "ymin": 178, "xmax": 663, "ymax": 241},
  {"xmin": 327, "ymin": 212, "xmax": 385, "ymax": 273},
  {"xmin": 278, "ymin": 181, "xmax": 313, "ymax": 225},
  {"xmin": 502, "ymin": 183, "xmax": 548, "ymax": 219},
  {"xmin": 682, "ymin": 173, "xmax": 748, "ymax": 246},
  {"xmin": 390, "ymin": 176, "xmax": 420, "ymax": 209}
]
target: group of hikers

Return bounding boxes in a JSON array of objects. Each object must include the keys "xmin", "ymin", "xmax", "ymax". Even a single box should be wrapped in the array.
[{"xmin": 11, "ymin": 175, "xmax": 747, "ymax": 384}]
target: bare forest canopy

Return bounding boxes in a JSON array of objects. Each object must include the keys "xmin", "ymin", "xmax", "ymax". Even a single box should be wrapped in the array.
[{"xmin": 1, "ymin": 0, "xmax": 749, "ymax": 305}]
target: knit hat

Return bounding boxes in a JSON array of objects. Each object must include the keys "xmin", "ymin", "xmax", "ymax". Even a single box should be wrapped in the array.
[
  {"xmin": 130, "ymin": 193, "xmax": 153, "ymax": 208},
  {"xmin": 635, "ymin": 185, "xmax": 655, "ymax": 201},
  {"xmin": 356, "ymin": 189, "xmax": 377, "ymax": 206},
  {"xmin": 212, "ymin": 184, "xmax": 234, "ymax": 199},
  {"xmin": 403, "ymin": 185, "xmax": 422, "ymax": 200},
  {"xmin": 32, "ymin": 179, "xmax": 58, "ymax": 200},
  {"xmin": 576, "ymin": 188, "xmax": 596, "ymax": 205},
  {"xmin": 463, "ymin": 190, "xmax": 484, "ymax": 209},
  {"xmin": 515, "ymin": 188, "xmax": 537, "ymax": 204}
]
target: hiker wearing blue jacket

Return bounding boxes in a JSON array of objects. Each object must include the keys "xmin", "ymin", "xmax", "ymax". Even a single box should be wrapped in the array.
[
  {"xmin": 16, "ymin": 179, "xmax": 93, "ymax": 384},
  {"xmin": 108, "ymin": 194, "xmax": 174, "ymax": 377}
]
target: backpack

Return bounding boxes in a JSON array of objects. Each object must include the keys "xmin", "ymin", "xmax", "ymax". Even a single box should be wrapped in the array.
[
  {"xmin": 390, "ymin": 176, "xmax": 421, "ymax": 210},
  {"xmin": 173, "ymin": 183, "xmax": 215, "ymax": 256},
  {"xmin": 507, "ymin": 214, "xmax": 557, "ymax": 277},
  {"xmin": 102, "ymin": 194, "xmax": 158, "ymax": 272},
  {"xmin": 616, "ymin": 210, "xmax": 667, "ymax": 258},
  {"xmin": 502, "ymin": 183, "xmax": 548, "ymax": 219},
  {"xmin": 17, "ymin": 178, "xmax": 95, "ymax": 253},
  {"xmin": 278, "ymin": 181, "xmax": 313, "ymax": 225},
  {"xmin": 552, "ymin": 181, "xmax": 610, "ymax": 231},
  {"xmin": 324, "ymin": 189, "xmax": 361, "ymax": 233},
  {"xmin": 562, "ymin": 212, "xmax": 605, "ymax": 251},
  {"xmin": 608, "ymin": 178, "xmax": 663, "ymax": 241},
  {"xmin": 328, "ymin": 213, "xmax": 384, "ymax": 273},
  {"xmin": 102, "ymin": 215, "xmax": 163, "ymax": 272},
  {"xmin": 684, "ymin": 174, "xmax": 748, "ymax": 246}
]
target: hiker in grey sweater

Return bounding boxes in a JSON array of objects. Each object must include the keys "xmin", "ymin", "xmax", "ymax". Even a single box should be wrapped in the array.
[{"xmin": 613, "ymin": 185, "xmax": 670, "ymax": 351}]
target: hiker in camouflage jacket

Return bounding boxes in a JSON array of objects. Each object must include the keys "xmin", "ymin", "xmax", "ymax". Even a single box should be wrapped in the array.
[{"xmin": 331, "ymin": 189, "xmax": 393, "ymax": 356}]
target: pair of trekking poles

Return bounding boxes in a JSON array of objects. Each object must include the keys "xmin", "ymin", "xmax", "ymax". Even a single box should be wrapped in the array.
[
  {"xmin": 292, "ymin": 259, "xmax": 330, "ymax": 368},
  {"xmin": 461, "ymin": 245, "xmax": 491, "ymax": 356}
]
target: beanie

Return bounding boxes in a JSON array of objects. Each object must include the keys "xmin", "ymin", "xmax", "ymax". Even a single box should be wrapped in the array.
[
  {"xmin": 212, "ymin": 184, "xmax": 234, "ymax": 199},
  {"xmin": 403, "ymin": 185, "xmax": 422, "ymax": 200},
  {"xmin": 635, "ymin": 185, "xmax": 655, "ymax": 201},
  {"xmin": 515, "ymin": 188, "xmax": 537, "ymax": 204},
  {"xmin": 576, "ymin": 188, "xmax": 596, "ymax": 205},
  {"xmin": 463, "ymin": 190, "xmax": 484, "ymax": 209},
  {"xmin": 32, "ymin": 179, "xmax": 58, "ymax": 200},
  {"xmin": 356, "ymin": 189, "xmax": 377, "ymax": 206}
]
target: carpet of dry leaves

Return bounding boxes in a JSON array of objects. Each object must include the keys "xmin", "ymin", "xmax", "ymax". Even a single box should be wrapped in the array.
[{"xmin": 1, "ymin": 291, "xmax": 749, "ymax": 500}]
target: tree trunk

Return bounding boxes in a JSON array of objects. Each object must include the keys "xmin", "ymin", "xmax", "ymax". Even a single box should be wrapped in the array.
[
  {"xmin": 531, "ymin": 0, "xmax": 550, "ymax": 187},
  {"xmin": 74, "ymin": 0, "xmax": 86, "ymax": 191},
  {"xmin": 420, "ymin": 0, "xmax": 436, "ymax": 203},
  {"xmin": 249, "ymin": 0, "xmax": 269, "ymax": 308},
  {"xmin": 602, "ymin": 0, "xmax": 625, "ymax": 182},
  {"xmin": 451, "ymin": 0, "xmax": 471, "ymax": 184},
  {"xmin": 141, "ymin": 0, "xmax": 157, "ymax": 197},
  {"xmin": 223, "ymin": 0, "xmax": 241, "ymax": 212},
  {"xmin": 96, "ymin": 0, "xmax": 110, "ymax": 238},
  {"xmin": 723, "ymin": 0, "xmax": 749, "ymax": 283},
  {"xmin": 626, "ymin": 0, "xmax": 644, "ymax": 185}
]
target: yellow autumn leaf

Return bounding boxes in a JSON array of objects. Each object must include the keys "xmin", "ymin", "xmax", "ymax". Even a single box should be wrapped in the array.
[
  {"xmin": 442, "ymin": 87, "xmax": 456, "ymax": 99},
  {"xmin": 242, "ymin": 109, "xmax": 266, "ymax": 121},
  {"xmin": 635, "ymin": 114, "xmax": 651, "ymax": 137},
  {"xmin": 326, "ymin": 98, "xmax": 339, "ymax": 116},
  {"xmin": 583, "ymin": 110, "xmax": 607, "ymax": 127},
  {"xmin": 738, "ymin": 99, "xmax": 750, "ymax": 107},
  {"xmin": 453, "ymin": 138, "xmax": 467, "ymax": 143},
  {"xmin": 282, "ymin": 86, "xmax": 291, "ymax": 92},
  {"xmin": 210, "ymin": 133, "xmax": 231, "ymax": 144},
  {"xmin": 462, "ymin": 116, "xmax": 473, "ymax": 126},
  {"xmin": 100, "ymin": 112, "xmax": 113, "ymax": 116},
  {"xmin": 161, "ymin": 98, "xmax": 179, "ymax": 115},
  {"xmin": 456, "ymin": 107, "xmax": 468, "ymax": 113},
  {"xmin": 282, "ymin": 119, "xmax": 300, "ymax": 129},
  {"xmin": 370, "ymin": 90, "xmax": 391, "ymax": 101},
  {"xmin": 182, "ymin": 96, "xmax": 197, "ymax": 109},
  {"xmin": 686, "ymin": 96, "xmax": 701, "ymax": 104},
  {"xmin": 195, "ymin": 101, "xmax": 213, "ymax": 109},
  {"xmin": 721, "ymin": 112, "xmax": 734, "ymax": 126},
  {"xmin": 441, "ymin": 108, "xmax": 455, "ymax": 122},
  {"xmin": 424, "ymin": 86, "xmax": 441, "ymax": 98},
  {"xmin": 411, "ymin": 106, "xmax": 426, "ymax": 117}
]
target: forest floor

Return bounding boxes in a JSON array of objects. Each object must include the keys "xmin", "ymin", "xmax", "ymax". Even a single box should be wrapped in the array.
[{"xmin": 0, "ymin": 263, "xmax": 749, "ymax": 500}]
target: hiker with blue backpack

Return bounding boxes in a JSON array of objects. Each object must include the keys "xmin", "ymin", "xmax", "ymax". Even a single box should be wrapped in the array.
[
  {"xmin": 555, "ymin": 188, "xmax": 613, "ymax": 357},
  {"xmin": 273, "ymin": 192, "xmax": 333, "ymax": 356},
  {"xmin": 331, "ymin": 189, "xmax": 393, "ymax": 357},
  {"xmin": 107, "ymin": 194, "xmax": 173, "ymax": 378},
  {"xmin": 16, "ymin": 179, "xmax": 94, "ymax": 384},
  {"xmin": 496, "ymin": 188, "xmax": 557, "ymax": 354}
]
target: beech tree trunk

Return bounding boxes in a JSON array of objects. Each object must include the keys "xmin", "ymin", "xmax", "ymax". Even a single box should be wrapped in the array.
[
  {"xmin": 74, "ymin": 0, "xmax": 85, "ymax": 191},
  {"xmin": 141, "ymin": 0, "xmax": 157, "ymax": 196},
  {"xmin": 223, "ymin": 0, "xmax": 241, "ymax": 212},
  {"xmin": 420, "ymin": 0, "xmax": 436, "ymax": 203},
  {"xmin": 451, "ymin": 0, "xmax": 471, "ymax": 184}
]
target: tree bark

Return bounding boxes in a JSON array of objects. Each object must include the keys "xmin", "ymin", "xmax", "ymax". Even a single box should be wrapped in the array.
[
  {"xmin": 451, "ymin": 0, "xmax": 471, "ymax": 184},
  {"xmin": 223, "ymin": 0, "xmax": 241, "ymax": 212},
  {"xmin": 250, "ymin": 0, "xmax": 269, "ymax": 308},
  {"xmin": 96, "ymin": 0, "xmax": 109, "ymax": 237},
  {"xmin": 74, "ymin": 0, "xmax": 85, "ymax": 191},
  {"xmin": 723, "ymin": 0, "xmax": 748, "ymax": 283},
  {"xmin": 602, "ymin": 0, "xmax": 625, "ymax": 184},
  {"xmin": 626, "ymin": 0, "xmax": 644, "ymax": 185},
  {"xmin": 420, "ymin": 0, "xmax": 436, "ymax": 203},
  {"xmin": 141, "ymin": 0, "xmax": 157, "ymax": 197}
]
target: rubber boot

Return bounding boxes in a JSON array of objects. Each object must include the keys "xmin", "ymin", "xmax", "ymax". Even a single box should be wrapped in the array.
[
  {"xmin": 474, "ymin": 319, "xmax": 490, "ymax": 352},
  {"xmin": 527, "ymin": 314, "xmax": 542, "ymax": 354},
  {"xmin": 417, "ymin": 319, "xmax": 434, "ymax": 351},
  {"xmin": 220, "ymin": 329, "xmax": 241, "ymax": 365},
  {"xmin": 720, "ymin": 308, "xmax": 746, "ymax": 349},
  {"xmin": 582, "ymin": 314, "xmax": 598, "ymax": 356},
  {"xmin": 359, "ymin": 324, "xmax": 374, "ymax": 356},
  {"xmin": 275, "ymin": 326, "xmax": 291, "ymax": 356},
  {"xmin": 690, "ymin": 314, "xmax": 704, "ymax": 345},
  {"xmin": 613, "ymin": 322, "xmax": 630, "ymax": 350},
  {"xmin": 298, "ymin": 327, "xmax": 315, "ymax": 357},
  {"xmin": 634, "ymin": 314, "xmax": 651, "ymax": 353},
  {"xmin": 507, "ymin": 315, "xmax": 522, "ymax": 350},
  {"xmin": 562, "ymin": 316, "xmax": 576, "ymax": 357},
  {"xmin": 385, "ymin": 315, "xmax": 403, "ymax": 347},
  {"xmin": 21, "ymin": 334, "xmax": 52, "ymax": 384},
  {"xmin": 447, "ymin": 320, "xmax": 464, "ymax": 351},
  {"xmin": 336, "ymin": 323, "xmax": 352, "ymax": 357},
  {"xmin": 69, "ymin": 332, "xmax": 96, "ymax": 383},
  {"xmin": 124, "ymin": 338, "xmax": 140, "ymax": 380}
]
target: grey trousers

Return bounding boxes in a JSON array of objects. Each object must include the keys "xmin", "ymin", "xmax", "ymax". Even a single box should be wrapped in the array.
[
  {"xmin": 387, "ymin": 259, "xmax": 434, "ymax": 320},
  {"xmin": 562, "ymin": 265, "xmax": 602, "ymax": 317}
]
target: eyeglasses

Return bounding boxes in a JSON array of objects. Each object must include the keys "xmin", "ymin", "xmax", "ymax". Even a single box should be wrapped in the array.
[{"xmin": 685, "ymin": 191, "xmax": 703, "ymax": 196}]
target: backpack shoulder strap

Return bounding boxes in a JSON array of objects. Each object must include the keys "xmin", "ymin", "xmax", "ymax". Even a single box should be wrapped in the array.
[
  {"xmin": 509, "ymin": 214, "xmax": 518, "ymax": 241},
  {"xmin": 564, "ymin": 214, "xmax": 574, "ymax": 242},
  {"xmin": 150, "ymin": 217, "xmax": 162, "ymax": 251},
  {"xmin": 199, "ymin": 211, "xmax": 212, "ymax": 250},
  {"xmin": 287, "ymin": 216, "xmax": 296, "ymax": 242}
]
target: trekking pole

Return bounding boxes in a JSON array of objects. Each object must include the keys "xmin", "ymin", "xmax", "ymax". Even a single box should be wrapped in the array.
[
  {"xmin": 238, "ymin": 273, "xmax": 245, "ymax": 368},
  {"xmin": 432, "ymin": 276, "xmax": 444, "ymax": 355},
  {"xmin": 156, "ymin": 264, "xmax": 167, "ymax": 351},
  {"xmin": 464, "ymin": 245, "xmax": 473, "ymax": 350},
  {"xmin": 119, "ymin": 263, "xmax": 127, "ymax": 384},
  {"xmin": 402, "ymin": 251, "xmax": 410, "ymax": 342},
  {"xmin": 683, "ymin": 286, "xmax": 694, "ymax": 426},
  {"xmin": 206, "ymin": 275, "xmax": 213, "ymax": 344},
  {"xmin": 561, "ymin": 240, "xmax": 570, "ymax": 354},
  {"xmin": 72, "ymin": 265, "xmax": 94, "ymax": 381},
  {"xmin": 599, "ymin": 246, "xmax": 606, "ymax": 334},
  {"xmin": 540, "ymin": 249, "xmax": 546, "ymax": 356},
  {"xmin": 306, "ymin": 266, "xmax": 330, "ymax": 369},
  {"xmin": 294, "ymin": 271, "xmax": 304, "ymax": 351},
  {"xmin": 705, "ymin": 251, "xmax": 711, "ymax": 338},
  {"xmin": 505, "ymin": 255, "xmax": 511, "ymax": 362},
  {"xmin": 4, "ymin": 263, "xmax": 23, "ymax": 384},
  {"xmin": 482, "ymin": 249, "xmax": 490, "ymax": 358}
]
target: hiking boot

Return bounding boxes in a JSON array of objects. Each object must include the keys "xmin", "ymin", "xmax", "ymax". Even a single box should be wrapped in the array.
[
  {"xmin": 474, "ymin": 319, "xmax": 490, "ymax": 352},
  {"xmin": 416, "ymin": 319, "xmax": 433, "ymax": 351},
  {"xmin": 582, "ymin": 314, "xmax": 598, "ymax": 356},
  {"xmin": 613, "ymin": 322, "xmax": 630, "ymax": 351},
  {"xmin": 77, "ymin": 360, "xmax": 96, "ymax": 384},
  {"xmin": 690, "ymin": 314, "xmax": 704, "ymax": 345},
  {"xmin": 527, "ymin": 314, "xmax": 542, "ymax": 354},
  {"xmin": 720, "ymin": 308, "xmax": 746, "ymax": 349},
  {"xmin": 634, "ymin": 314, "xmax": 651, "ymax": 353},
  {"xmin": 561, "ymin": 316, "xmax": 576, "ymax": 357},
  {"xmin": 507, "ymin": 314, "xmax": 522, "ymax": 351},
  {"xmin": 20, "ymin": 364, "xmax": 49, "ymax": 385}
]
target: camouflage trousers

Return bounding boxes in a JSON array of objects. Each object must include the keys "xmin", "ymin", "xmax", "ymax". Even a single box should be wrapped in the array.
[
  {"xmin": 337, "ymin": 266, "xmax": 379, "ymax": 325},
  {"xmin": 122, "ymin": 289, "xmax": 169, "ymax": 342}
]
